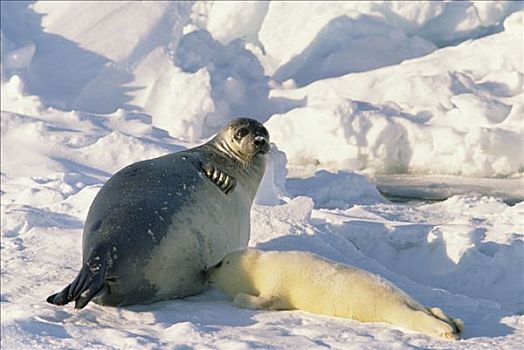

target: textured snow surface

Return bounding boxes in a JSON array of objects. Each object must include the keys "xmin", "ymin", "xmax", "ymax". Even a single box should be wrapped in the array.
[{"xmin": 1, "ymin": 2, "xmax": 523, "ymax": 349}]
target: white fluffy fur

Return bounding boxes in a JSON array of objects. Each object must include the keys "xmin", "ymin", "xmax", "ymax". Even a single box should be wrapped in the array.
[{"xmin": 208, "ymin": 249, "xmax": 464, "ymax": 340}]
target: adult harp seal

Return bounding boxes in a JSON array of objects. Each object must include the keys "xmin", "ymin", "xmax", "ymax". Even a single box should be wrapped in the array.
[{"xmin": 47, "ymin": 118, "xmax": 269, "ymax": 308}]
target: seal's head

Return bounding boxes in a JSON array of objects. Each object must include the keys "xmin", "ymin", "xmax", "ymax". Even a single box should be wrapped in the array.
[{"xmin": 213, "ymin": 118, "xmax": 270, "ymax": 166}]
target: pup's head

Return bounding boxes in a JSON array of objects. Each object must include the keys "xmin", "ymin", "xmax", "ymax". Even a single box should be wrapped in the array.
[{"xmin": 206, "ymin": 249, "xmax": 260, "ymax": 297}]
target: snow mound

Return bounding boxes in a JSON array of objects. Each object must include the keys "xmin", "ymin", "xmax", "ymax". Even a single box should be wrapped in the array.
[
  {"xmin": 248, "ymin": 1, "xmax": 521, "ymax": 77},
  {"xmin": 269, "ymin": 11, "xmax": 524, "ymax": 177}
]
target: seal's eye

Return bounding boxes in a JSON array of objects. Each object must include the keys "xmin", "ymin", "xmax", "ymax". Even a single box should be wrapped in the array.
[
  {"xmin": 256, "ymin": 126, "xmax": 269, "ymax": 139},
  {"xmin": 234, "ymin": 127, "xmax": 249, "ymax": 140},
  {"xmin": 216, "ymin": 261, "xmax": 223, "ymax": 268}
]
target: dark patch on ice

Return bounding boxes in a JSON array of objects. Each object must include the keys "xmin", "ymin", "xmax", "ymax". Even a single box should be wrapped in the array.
[
  {"xmin": 1, "ymin": 293, "xmax": 11, "ymax": 303},
  {"xmin": 478, "ymin": 242, "xmax": 500, "ymax": 258},
  {"xmin": 375, "ymin": 175, "xmax": 524, "ymax": 206}
]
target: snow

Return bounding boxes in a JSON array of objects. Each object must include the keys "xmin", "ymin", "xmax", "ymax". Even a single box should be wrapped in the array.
[
  {"xmin": 268, "ymin": 10, "xmax": 524, "ymax": 178},
  {"xmin": 1, "ymin": 1, "xmax": 523, "ymax": 349}
]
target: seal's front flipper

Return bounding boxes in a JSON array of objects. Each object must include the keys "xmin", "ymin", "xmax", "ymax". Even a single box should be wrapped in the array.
[
  {"xmin": 47, "ymin": 247, "xmax": 110, "ymax": 309},
  {"xmin": 200, "ymin": 162, "xmax": 237, "ymax": 194}
]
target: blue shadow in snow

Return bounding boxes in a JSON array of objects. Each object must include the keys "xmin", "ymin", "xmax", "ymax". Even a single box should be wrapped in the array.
[{"xmin": 1, "ymin": 1, "xmax": 140, "ymax": 113}]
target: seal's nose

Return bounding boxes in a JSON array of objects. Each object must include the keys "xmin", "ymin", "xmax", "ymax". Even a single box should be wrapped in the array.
[
  {"xmin": 253, "ymin": 136, "xmax": 269, "ymax": 154},
  {"xmin": 254, "ymin": 136, "xmax": 269, "ymax": 148},
  {"xmin": 253, "ymin": 136, "xmax": 266, "ymax": 146}
]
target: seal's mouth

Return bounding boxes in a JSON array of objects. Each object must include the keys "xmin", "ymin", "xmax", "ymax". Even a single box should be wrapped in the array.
[{"xmin": 256, "ymin": 148, "xmax": 269, "ymax": 156}]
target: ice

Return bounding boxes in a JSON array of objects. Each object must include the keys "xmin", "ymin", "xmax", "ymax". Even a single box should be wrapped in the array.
[{"xmin": 1, "ymin": 2, "xmax": 523, "ymax": 349}]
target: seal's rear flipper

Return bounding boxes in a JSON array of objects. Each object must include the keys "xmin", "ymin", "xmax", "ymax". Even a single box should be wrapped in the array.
[
  {"xmin": 47, "ymin": 247, "xmax": 110, "ymax": 309},
  {"xmin": 429, "ymin": 307, "xmax": 464, "ymax": 336}
]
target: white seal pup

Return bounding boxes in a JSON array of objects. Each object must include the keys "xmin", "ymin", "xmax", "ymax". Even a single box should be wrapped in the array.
[
  {"xmin": 47, "ymin": 118, "xmax": 269, "ymax": 308},
  {"xmin": 207, "ymin": 249, "xmax": 464, "ymax": 340}
]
